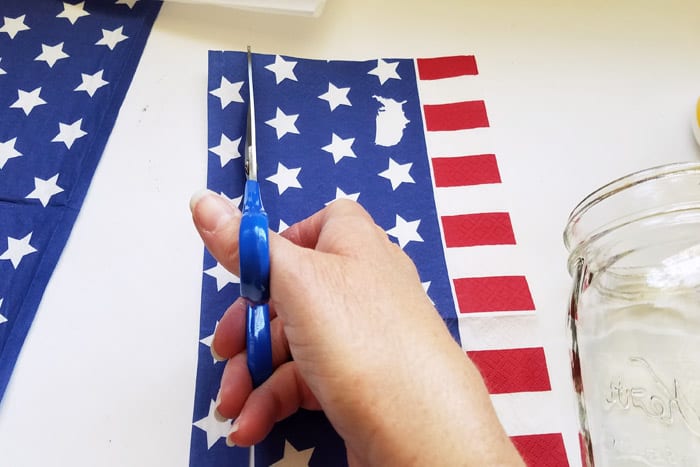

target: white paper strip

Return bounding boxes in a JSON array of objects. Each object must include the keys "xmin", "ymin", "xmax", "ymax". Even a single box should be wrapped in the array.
[{"xmin": 161, "ymin": 0, "xmax": 326, "ymax": 16}]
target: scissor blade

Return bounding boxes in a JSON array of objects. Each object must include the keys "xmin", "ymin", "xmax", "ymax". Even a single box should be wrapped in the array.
[{"xmin": 245, "ymin": 46, "xmax": 257, "ymax": 181}]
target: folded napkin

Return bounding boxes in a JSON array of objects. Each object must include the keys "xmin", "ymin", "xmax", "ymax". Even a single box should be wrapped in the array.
[{"xmin": 0, "ymin": 0, "xmax": 160, "ymax": 404}]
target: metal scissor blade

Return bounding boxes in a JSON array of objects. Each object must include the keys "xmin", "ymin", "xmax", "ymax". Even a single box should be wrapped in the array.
[{"xmin": 245, "ymin": 46, "xmax": 257, "ymax": 181}]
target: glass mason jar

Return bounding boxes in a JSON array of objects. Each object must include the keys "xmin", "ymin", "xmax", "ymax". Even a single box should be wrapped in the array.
[{"xmin": 564, "ymin": 162, "xmax": 700, "ymax": 467}]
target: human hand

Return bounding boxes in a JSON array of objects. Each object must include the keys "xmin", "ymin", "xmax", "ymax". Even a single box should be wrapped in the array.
[{"xmin": 190, "ymin": 191, "xmax": 523, "ymax": 466}]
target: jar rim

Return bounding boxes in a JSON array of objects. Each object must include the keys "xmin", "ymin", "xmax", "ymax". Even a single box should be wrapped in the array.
[{"xmin": 563, "ymin": 161, "xmax": 700, "ymax": 255}]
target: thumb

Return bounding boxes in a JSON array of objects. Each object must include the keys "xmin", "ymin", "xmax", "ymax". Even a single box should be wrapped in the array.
[
  {"xmin": 189, "ymin": 189, "xmax": 318, "ymax": 318},
  {"xmin": 190, "ymin": 189, "xmax": 243, "ymax": 276}
]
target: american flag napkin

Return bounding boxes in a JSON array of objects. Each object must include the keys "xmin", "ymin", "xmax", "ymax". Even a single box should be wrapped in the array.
[
  {"xmin": 192, "ymin": 50, "xmax": 579, "ymax": 466},
  {"xmin": 0, "ymin": 0, "xmax": 160, "ymax": 402}
]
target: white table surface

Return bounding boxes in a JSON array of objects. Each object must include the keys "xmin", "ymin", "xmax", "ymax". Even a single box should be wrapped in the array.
[{"xmin": 1, "ymin": 0, "xmax": 699, "ymax": 465}]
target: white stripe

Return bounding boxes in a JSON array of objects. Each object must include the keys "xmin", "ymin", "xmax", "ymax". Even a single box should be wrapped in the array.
[
  {"xmin": 458, "ymin": 309, "xmax": 537, "ymax": 319},
  {"xmin": 433, "ymin": 183, "xmax": 512, "ymax": 216},
  {"xmin": 424, "ymin": 127, "xmax": 494, "ymax": 157},
  {"xmin": 459, "ymin": 314, "xmax": 543, "ymax": 351},
  {"xmin": 444, "ymin": 243, "xmax": 529, "ymax": 279},
  {"xmin": 490, "ymin": 391, "xmax": 569, "ymax": 437},
  {"xmin": 417, "ymin": 74, "xmax": 485, "ymax": 105}
]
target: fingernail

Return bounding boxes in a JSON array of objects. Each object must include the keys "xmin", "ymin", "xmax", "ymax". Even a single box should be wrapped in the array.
[
  {"xmin": 191, "ymin": 190, "xmax": 240, "ymax": 233},
  {"xmin": 214, "ymin": 389, "xmax": 226, "ymax": 423},
  {"xmin": 189, "ymin": 188, "xmax": 214, "ymax": 213},
  {"xmin": 211, "ymin": 345, "xmax": 226, "ymax": 362},
  {"xmin": 214, "ymin": 408, "xmax": 227, "ymax": 423},
  {"xmin": 225, "ymin": 419, "xmax": 240, "ymax": 447}
]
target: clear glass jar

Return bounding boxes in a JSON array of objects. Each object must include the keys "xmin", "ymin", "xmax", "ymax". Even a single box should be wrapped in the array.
[{"xmin": 564, "ymin": 162, "xmax": 700, "ymax": 467}]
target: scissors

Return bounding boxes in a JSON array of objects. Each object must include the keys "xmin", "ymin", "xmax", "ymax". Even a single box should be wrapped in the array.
[{"xmin": 239, "ymin": 46, "xmax": 273, "ymax": 388}]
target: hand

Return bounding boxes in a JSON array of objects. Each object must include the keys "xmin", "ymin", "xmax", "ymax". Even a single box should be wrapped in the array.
[{"xmin": 190, "ymin": 191, "xmax": 523, "ymax": 466}]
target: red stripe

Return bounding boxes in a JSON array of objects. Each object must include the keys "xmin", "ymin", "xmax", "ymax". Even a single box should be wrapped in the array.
[
  {"xmin": 579, "ymin": 432, "xmax": 590, "ymax": 467},
  {"xmin": 417, "ymin": 55, "xmax": 478, "ymax": 80},
  {"xmin": 454, "ymin": 276, "xmax": 535, "ymax": 313},
  {"xmin": 424, "ymin": 101, "xmax": 489, "ymax": 131},
  {"xmin": 432, "ymin": 154, "xmax": 501, "ymax": 187},
  {"xmin": 510, "ymin": 433, "xmax": 569, "ymax": 467},
  {"xmin": 468, "ymin": 347, "xmax": 551, "ymax": 394},
  {"xmin": 442, "ymin": 212, "xmax": 515, "ymax": 247}
]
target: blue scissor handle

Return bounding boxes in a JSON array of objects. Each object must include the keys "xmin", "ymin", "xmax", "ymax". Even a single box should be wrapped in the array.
[
  {"xmin": 246, "ymin": 303, "xmax": 272, "ymax": 388},
  {"xmin": 239, "ymin": 179, "xmax": 272, "ymax": 387},
  {"xmin": 239, "ymin": 180, "xmax": 270, "ymax": 304}
]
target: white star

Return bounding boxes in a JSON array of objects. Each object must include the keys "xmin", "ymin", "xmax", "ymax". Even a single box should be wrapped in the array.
[
  {"xmin": 56, "ymin": 2, "xmax": 90, "ymax": 25},
  {"xmin": 422, "ymin": 281, "xmax": 435, "ymax": 305},
  {"xmin": 325, "ymin": 187, "xmax": 360, "ymax": 206},
  {"xmin": 277, "ymin": 219, "xmax": 290, "ymax": 233},
  {"xmin": 378, "ymin": 158, "xmax": 415, "ymax": 190},
  {"xmin": 204, "ymin": 262, "xmax": 239, "ymax": 291},
  {"xmin": 266, "ymin": 162, "xmax": 302, "ymax": 195},
  {"xmin": 321, "ymin": 133, "xmax": 356, "ymax": 164},
  {"xmin": 199, "ymin": 325, "xmax": 215, "ymax": 348},
  {"xmin": 0, "ymin": 57, "xmax": 6, "ymax": 75},
  {"xmin": 209, "ymin": 133, "xmax": 242, "ymax": 167},
  {"xmin": 10, "ymin": 87, "xmax": 47, "ymax": 116},
  {"xmin": 265, "ymin": 55, "xmax": 298, "ymax": 84},
  {"xmin": 0, "ymin": 233, "xmax": 38, "ymax": 269},
  {"xmin": 199, "ymin": 321, "xmax": 220, "ymax": 364},
  {"xmin": 26, "ymin": 174, "xmax": 64, "ymax": 207},
  {"xmin": 209, "ymin": 77, "xmax": 244, "ymax": 110},
  {"xmin": 193, "ymin": 399, "xmax": 232, "ymax": 449},
  {"xmin": 96, "ymin": 26, "xmax": 128, "ymax": 50},
  {"xmin": 0, "ymin": 138, "xmax": 22, "ymax": 169},
  {"xmin": 270, "ymin": 440, "xmax": 315, "ymax": 467},
  {"xmin": 52, "ymin": 119, "xmax": 87, "ymax": 149},
  {"xmin": 265, "ymin": 108, "xmax": 299, "ymax": 140},
  {"xmin": 368, "ymin": 59, "xmax": 401, "ymax": 85},
  {"xmin": 318, "ymin": 82, "xmax": 351, "ymax": 111},
  {"xmin": 34, "ymin": 42, "xmax": 69, "ymax": 68},
  {"xmin": 386, "ymin": 215, "xmax": 423, "ymax": 249},
  {"xmin": 74, "ymin": 70, "xmax": 108, "ymax": 97},
  {"xmin": 115, "ymin": 0, "xmax": 140, "ymax": 7},
  {"xmin": 0, "ymin": 298, "xmax": 6, "ymax": 325},
  {"xmin": 0, "ymin": 15, "xmax": 30, "ymax": 39}
]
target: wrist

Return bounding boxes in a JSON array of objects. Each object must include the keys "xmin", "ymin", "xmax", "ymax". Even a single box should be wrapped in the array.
[{"xmin": 346, "ymin": 339, "xmax": 522, "ymax": 466}]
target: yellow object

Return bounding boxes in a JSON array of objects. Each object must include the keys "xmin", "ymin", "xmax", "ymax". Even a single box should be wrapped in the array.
[{"xmin": 695, "ymin": 97, "xmax": 700, "ymax": 146}]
